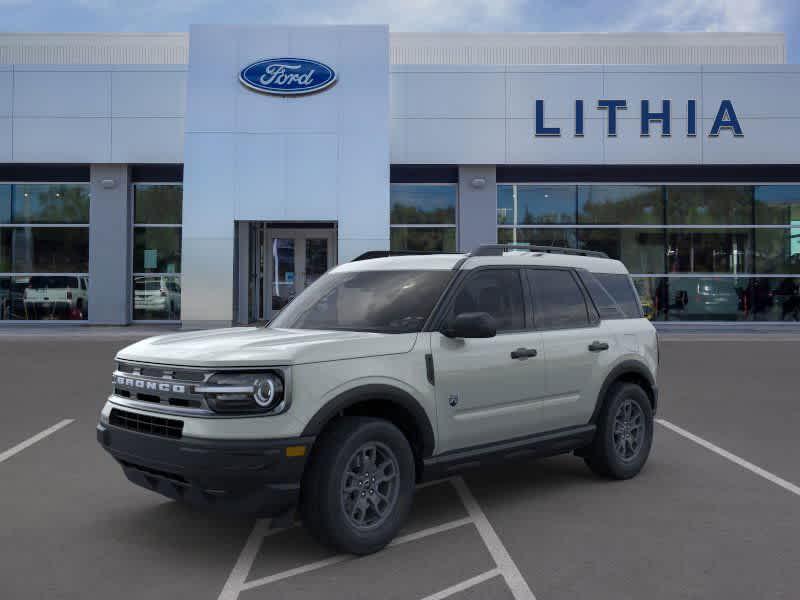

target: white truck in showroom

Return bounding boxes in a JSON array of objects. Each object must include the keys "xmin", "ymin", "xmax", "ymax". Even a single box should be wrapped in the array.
[{"xmin": 98, "ymin": 244, "xmax": 658, "ymax": 555}]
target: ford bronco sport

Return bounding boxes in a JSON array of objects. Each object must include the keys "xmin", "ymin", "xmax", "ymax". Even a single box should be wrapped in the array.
[{"xmin": 97, "ymin": 244, "xmax": 658, "ymax": 555}]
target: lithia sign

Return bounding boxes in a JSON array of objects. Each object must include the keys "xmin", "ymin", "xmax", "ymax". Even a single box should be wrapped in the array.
[{"xmin": 535, "ymin": 99, "xmax": 743, "ymax": 138}]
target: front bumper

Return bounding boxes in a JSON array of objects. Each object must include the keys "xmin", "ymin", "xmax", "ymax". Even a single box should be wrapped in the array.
[{"xmin": 97, "ymin": 421, "xmax": 314, "ymax": 516}]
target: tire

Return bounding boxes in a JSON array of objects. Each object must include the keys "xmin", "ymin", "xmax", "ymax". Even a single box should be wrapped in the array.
[
  {"xmin": 584, "ymin": 382, "xmax": 653, "ymax": 480},
  {"xmin": 301, "ymin": 417, "xmax": 416, "ymax": 555}
]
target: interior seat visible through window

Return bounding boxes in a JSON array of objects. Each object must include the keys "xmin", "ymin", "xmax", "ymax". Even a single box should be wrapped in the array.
[{"xmin": 450, "ymin": 270, "xmax": 525, "ymax": 332}]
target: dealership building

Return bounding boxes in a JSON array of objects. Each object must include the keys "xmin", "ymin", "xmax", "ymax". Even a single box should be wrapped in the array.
[{"xmin": 1, "ymin": 27, "xmax": 799, "ymax": 327}]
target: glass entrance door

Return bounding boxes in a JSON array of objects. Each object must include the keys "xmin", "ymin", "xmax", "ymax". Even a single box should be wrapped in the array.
[{"xmin": 260, "ymin": 228, "xmax": 336, "ymax": 321}]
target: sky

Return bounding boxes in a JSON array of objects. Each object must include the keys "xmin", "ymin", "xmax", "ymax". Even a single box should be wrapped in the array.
[{"xmin": 0, "ymin": 0, "xmax": 797, "ymax": 62}]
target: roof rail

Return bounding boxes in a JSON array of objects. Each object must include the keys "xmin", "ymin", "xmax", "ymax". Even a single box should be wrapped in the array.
[
  {"xmin": 351, "ymin": 250, "xmax": 460, "ymax": 262},
  {"xmin": 470, "ymin": 243, "xmax": 609, "ymax": 259}
]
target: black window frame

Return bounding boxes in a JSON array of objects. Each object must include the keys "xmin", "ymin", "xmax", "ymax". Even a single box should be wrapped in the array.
[
  {"xmin": 429, "ymin": 266, "xmax": 530, "ymax": 335},
  {"xmin": 524, "ymin": 266, "xmax": 599, "ymax": 331}
]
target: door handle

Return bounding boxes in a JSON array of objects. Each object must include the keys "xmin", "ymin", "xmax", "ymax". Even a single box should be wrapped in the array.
[
  {"xmin": 588, "ymin": 341, "xmax": 610, "ymax": 352},
  {"xmin": 510, "ymin": 348, "xmax": 538, "ymax": 360}
]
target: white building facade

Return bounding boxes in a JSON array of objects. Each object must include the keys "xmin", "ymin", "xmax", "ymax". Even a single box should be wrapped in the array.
[{"xmin": 1, "ymin": 28, "xmax": 799, "ymax": 326}]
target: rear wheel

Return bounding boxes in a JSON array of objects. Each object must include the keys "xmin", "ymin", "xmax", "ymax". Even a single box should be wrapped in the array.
[
  {"xmin": 584, "ymin": 382, "xmax": 653, "ymax": 479},
  {"xmin": 301, "ymin": 417, "xmax": 415, "ymax": 555}
]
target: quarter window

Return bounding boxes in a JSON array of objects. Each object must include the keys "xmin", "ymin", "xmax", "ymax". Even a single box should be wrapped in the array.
[
  {"xmin": 449, "ymin": 269, "xmax": 525, "ymax": 332},
  {"xmin": 527, "ymin": 269, "xmax": 590, "ymax": 329},
  {"xmin": 595, "ymin": 273, "xmax": 642, "ymax": 318}
]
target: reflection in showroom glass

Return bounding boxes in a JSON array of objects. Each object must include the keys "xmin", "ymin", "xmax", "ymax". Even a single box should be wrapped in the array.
[
  {"xmin": 0, "ymin": 184, "xmax": 90, "ymax": 225},
  {"xmin": 0, "ymin": 275, "xmax": 88, "ymax": 321},
  {"xmin": 391, "ymin": 227, "xmax": 456, "ymax": 252},
  {"xmin": 133, "ymin": 275, "xmax": 181, "ymax": 320},
  {"xmin": 131, "ymin": 183, "xmax": 183, "ymax": 321},
  {"xmin": 578, "ymin": 185, "xmax": 663, "ymax": 225},
  {"xmin": 133, "ymin": 227, "xmax": 181, "ymax": 273},
  {"xmin": 390, "ymin": 184, "xmax": 456, "ymax": 225},
  {"xmin": 1, "ymin": 228, "xmax": 89, "ymax": 273},
  {"xmin": 134, "ymin": 184, "xmax": 182, "ymax": 225},
  {"xmin": 632, "ymin": 277, "xmax": 800, "ymax": 322}
]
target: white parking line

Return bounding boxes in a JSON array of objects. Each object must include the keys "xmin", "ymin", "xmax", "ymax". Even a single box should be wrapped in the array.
[
  {"xmin": 218, "ymin": 519, "xmax": 283, "ymax": 600},
  {"xmin": 0, "ymin": 419, "xmax": 74, "ymax": 464},
  {"xmin": 238, "ymin": 516, "xmax": 473, "ymax": 592},
  {"xmin": 219, "ymin": 477, "xmax": 536, "ymax": 600},
  {"xmin": 452, "ymin": 476, "xmax": 537, "ymax": 600},
  {"xmin": 418, "ymin": 569, "xmax": 501, "ymax": 600},
  {"xmin": 656, "ymin": 418, "xmax": 800, "ymax": 498}
]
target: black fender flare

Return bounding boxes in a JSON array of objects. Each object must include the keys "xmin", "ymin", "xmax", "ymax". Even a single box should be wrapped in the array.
[
  {"xmin": 301, "ymin": 384, "xmax": 436, "ymax": 458},
  {"xmin": 590, "ymin": 360, "xmax": 657, "ymax": 423}
]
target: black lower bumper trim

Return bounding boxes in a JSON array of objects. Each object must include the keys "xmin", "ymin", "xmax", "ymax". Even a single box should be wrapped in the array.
[{"xmin": 97, "ymin": 422, "xmax": 314, "ymax": 516}]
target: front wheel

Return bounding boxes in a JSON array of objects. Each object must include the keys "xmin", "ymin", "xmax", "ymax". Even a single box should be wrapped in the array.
[
  {"xmin": 301, "ymin": 417, "xmax": 415, "ymax": 555},
  {"xmin": 584, "ymin": 382, "xmax": 653, "ymax": 479}
]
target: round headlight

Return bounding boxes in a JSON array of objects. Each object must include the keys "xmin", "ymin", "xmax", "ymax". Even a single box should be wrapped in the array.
[{"xmin": 254, "ymin": 375, "xmax": 284, "ymax": 409}]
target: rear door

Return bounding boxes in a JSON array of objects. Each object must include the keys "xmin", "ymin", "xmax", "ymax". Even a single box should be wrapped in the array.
[
  {"xmin": 525, "ymin": 268, "xmax": 614, "ymax": 430},
  {"xmin": 431, "ymin": 268, "xmax": 547, "ymax": 453}
]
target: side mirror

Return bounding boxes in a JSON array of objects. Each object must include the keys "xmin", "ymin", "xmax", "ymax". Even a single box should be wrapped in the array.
[{"xmin": 442, "ymin": 312, "xmax": 497, "ymax": 339}]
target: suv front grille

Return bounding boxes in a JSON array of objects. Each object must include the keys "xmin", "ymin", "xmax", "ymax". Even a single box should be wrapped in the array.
[
  {"xmin": 117, "ymin": 361, "xmax": 206, "ymax": 382},
  {"xmin": 109, "ymin": 408, "xmax": 184, "ymax": 439},
  {"xmin": 112, "ymin": 362, "xmax": 211, "ymax": 414}
]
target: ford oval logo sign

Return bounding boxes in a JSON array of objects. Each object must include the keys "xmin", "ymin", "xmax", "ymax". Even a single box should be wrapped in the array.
[{"xmin": 239, "ymin": 58, "xmax": 337, "ymax": 96}]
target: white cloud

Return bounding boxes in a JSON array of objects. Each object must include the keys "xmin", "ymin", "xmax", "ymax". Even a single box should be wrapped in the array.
[
  {"xmin": 287, "ymin": 0, "xmax": 524, "ymax": 31},
  {"xmin": 622, "ymin": 0, "xmax": 780, "ymax": 32}
]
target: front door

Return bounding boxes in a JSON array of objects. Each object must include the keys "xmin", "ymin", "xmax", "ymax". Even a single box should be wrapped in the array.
[
  {"xmin": 247, "ymin": 225, "xmax": 337, "ymax": 323},
  {"xmin": 266, "ymin": 228, "xmax": 336, "ymax": 320},
  {"xmin": 431, "ymin": 268, "xmax": 548, "ymax": 453}
]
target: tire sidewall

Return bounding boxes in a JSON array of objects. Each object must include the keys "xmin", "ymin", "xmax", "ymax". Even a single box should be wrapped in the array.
[
  {"xmin": 317, "ymin": 419, "xmax": 415, "ymax": 554},
  {"xmin": 600, "ymin": 383, "xmax": 654, "ymax": 479}
]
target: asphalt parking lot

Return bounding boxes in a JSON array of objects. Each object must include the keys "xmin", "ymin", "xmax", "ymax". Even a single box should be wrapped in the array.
[{"xmin": 1, "ymin": 328, "xmax": 799, "ymax": 600}]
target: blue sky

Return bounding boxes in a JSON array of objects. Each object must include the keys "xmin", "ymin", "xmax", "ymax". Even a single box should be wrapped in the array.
[{"xmin": 1, "ymin": 0, "xmax": 798, "ymax": 62}]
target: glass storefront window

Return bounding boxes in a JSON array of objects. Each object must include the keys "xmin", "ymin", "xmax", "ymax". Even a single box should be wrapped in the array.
[
  {"xmin": 1, "ymin": 184, "xmax": 90, "ymax": 224},
  {"xmin": 666, "ymin": 229, "xmax": 753, "ymax": 274},
  {"xmin": 755, "ymin": 228, "xmax": 800, "ymax": 274},
  {"xmin": 133, "ymin": 227, "xmax": 181, "ymax": 273},
  {"xmin": 516, "ymin": 185, "xmax": 575, "ymax": 224},
  {"xmin": 391, "ymin": 227, "xmax": 456, "ymax": 252},
  {"xmin": 1, "ymin": 228, "xmax": 90, "ymax": 273},
  {"xmin": 759, "ymin": 277, "xmax": 800, "ymax": 321},
  {"xmin": 662, "ymin": 277, "xmax": 749, "ymax": 321},
  {"xmin": 391, "ymin": 184, "xmax": 457, "ymax": 252},
  {"xmin": 578, "ymin": 186, "xmax": 663, "ymax": 225},
  {"xmin": 754, "ymin": 185, "xmax": 800, "ymax": 225},
  {"xmin": 666, "ymin": 186, "xmax": 752, "ymax": 225},
  {"xmin": 391, "ymin": 184, "xmax": 456, "ymax": 225},
  {"xmin": 132, "ymin": 184, "xmax": 182, "ymax": 320},
  {"xmin": 578, "ymin": 229, "xmax": 665, "ymax": 274},
  {"xmin": 497, "ymin": 185, "xmax": 576, "ymax": 225},
  {"xmin": 0, "ymin": 182, "xmax": 89, "ymax": 321},
  {"xmin": 132, "ymin": 275, "xmax": 181, "ymax": 320},
  {"xmin": 497, "ymin": 227, "xmax": 577, "ymax": 247}
]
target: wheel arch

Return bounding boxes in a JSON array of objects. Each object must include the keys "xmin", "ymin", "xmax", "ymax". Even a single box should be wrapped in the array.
[
  {"xmin": 590, "ymin": 360, "xmax": 657, "ymax": 424},
  {"xmin": 301, "ymin": 384, "xmax": 436, "ymax": 464}
]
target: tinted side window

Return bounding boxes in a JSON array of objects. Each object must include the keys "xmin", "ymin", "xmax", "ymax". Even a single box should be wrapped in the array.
[
  {"xmin": 450, "ymin": 269, "xmax": 525, "ymax": 332},
  {"xmin": 595, "ymin": 273, "xmax": 643, "ymax": 318},
  {"xmin": 578, "ymin": 271, "xmax": 626, "ymax": 320},
  {"xmin": 527, "ymin": 269, "xmax": 590, "ymax": 329}
]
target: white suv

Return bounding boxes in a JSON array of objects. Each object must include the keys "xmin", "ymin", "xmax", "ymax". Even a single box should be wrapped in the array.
[{"xmin": 98, "ymin": 244, "xmax": 658, "ymax": 555}]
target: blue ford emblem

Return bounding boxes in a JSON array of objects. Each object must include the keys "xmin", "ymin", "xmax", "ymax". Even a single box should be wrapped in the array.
[{"xmin": 239, "ymin": 58, "xmax": 337, "ymax": 96}]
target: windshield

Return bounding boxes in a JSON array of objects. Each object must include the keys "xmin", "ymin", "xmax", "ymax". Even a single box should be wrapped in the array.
[{"xmin": 269, "ymin": 269, "xmax": 453, "ymax": 333}]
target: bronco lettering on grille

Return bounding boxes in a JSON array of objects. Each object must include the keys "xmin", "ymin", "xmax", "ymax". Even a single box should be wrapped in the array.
[{"xmin": 115, "ymin": 375, "xmax": 185, "ymax": 394}]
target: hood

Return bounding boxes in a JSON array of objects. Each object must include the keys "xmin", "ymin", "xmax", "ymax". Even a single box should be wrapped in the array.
[{"xmin": 116, "ymin": 327, "xmax": 418, "ymax": 368}]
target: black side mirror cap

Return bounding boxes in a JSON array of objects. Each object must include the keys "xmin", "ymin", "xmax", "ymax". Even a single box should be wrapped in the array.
[{"xmin": 442, "ymin": 312, "xmax": 497, "ymax": 339}]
